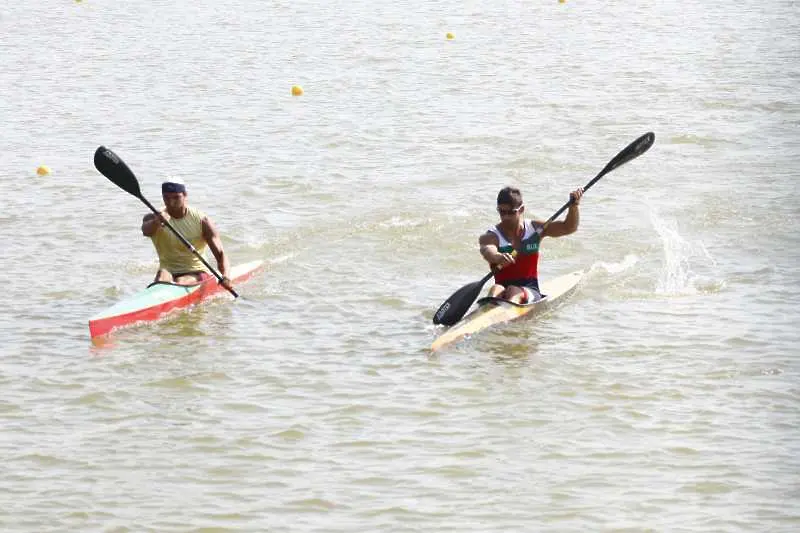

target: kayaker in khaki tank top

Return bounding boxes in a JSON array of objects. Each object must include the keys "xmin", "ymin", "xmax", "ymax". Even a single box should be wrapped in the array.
[{"xmin": 141, "ymin": 179, "xmax": 233, "ymax": 291}]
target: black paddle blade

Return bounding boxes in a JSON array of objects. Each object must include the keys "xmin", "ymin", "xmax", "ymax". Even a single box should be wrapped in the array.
[
  {"xmin": 94, "ymin": 146, "xmax": 143, "ymax": 199},
  {"xmin": 433, "ymin": 272, "xmax": 493, "ymax": 326},
  {"xmin": 597, "ymin": 131, "xmax": 655, "ymax": 180}
]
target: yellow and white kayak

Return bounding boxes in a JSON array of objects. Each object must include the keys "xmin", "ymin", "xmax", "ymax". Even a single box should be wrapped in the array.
[{"xmin": 431, "ymin": 270, "xmax": 584, "ymax": 352}]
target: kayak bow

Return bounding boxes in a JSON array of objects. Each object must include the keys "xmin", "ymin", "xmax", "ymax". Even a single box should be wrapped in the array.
[
  {"xmin": 89, "ymin": 260, "xmax": 264, "ymax": 339},
  {"xmin": 431, "ymin": 270, "xmax": 584, "ymax": 352}
]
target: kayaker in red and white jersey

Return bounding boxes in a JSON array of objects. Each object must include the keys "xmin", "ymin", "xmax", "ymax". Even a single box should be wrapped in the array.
[
  {"xmin": 478, "ymin": 186, "xmax": 583, "ymax": 304},
  {"xmin": 141, "ymin": 178, "xmax": 233, "ymax": 290}
]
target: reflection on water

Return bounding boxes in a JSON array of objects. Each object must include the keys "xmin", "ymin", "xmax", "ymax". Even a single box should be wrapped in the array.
[{"xmin": 89, "ymin": 304, "xmax": 211, "ymax": 352}]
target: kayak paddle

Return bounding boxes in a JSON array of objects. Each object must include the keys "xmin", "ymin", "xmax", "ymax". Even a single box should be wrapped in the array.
[
  {"xmin": 432, "ymin": 131, "xmax": 655, "ymax": 326},
  {"xmin": 93, "ymin": 146, "xmax": 239, "ymax": 299}
]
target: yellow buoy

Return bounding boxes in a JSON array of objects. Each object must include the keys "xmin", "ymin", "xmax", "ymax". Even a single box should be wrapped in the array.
[
  {"xmin": 559, "ymin": 0, "xmax": 566, "ymax": 3},
  {"xmin": 291, "ymin": 85, "xmax": 303, "ymax": 96},
  {"xmin": 36, "ymin": 165, "xmax": 51, "ymax": 176},
  {"xmin": 446, "ymin": 32, "xmax": 455, "ymax": 40}
]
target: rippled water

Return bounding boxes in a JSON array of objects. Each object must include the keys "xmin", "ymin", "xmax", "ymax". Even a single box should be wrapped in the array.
[{"xmin": 2, "ymin": 1, "xmax": 799, "ymax": 531}]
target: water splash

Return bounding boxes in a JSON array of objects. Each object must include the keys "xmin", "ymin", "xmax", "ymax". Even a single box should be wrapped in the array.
[
  {"xmin": 590, "ymin": 254, "xmax": 639, "ymax": 275},
  {"xmin": 649, "ymin": 210, "xmax": 714, "ymax": 295},
  {"xmin": 378, "ymin": 216, "xmax": 426, "ymax": 229},
  {"xmin": 269, "ymin": 253, "xmax": 295, "ymax": 265}
]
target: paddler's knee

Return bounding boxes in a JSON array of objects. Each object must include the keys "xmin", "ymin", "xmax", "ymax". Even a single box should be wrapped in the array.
[
  {"xmin": 488, "ymin": 284, "xmax": 505, "ymax": 298},
  {"xmin": 174, "ymin": 274, "xmax": 203, "ymax": 286},
  {"xmin": 154, "ymin": 269, "xmax": 173, "ymax": 283},
  {"xmin": 504, "ymin": 286, "xmax": 526, "ymax": 303}
]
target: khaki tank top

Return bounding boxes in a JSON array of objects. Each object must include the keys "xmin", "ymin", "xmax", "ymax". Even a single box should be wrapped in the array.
[{"xmin": 150, "ymin": 206, "xmax": 209, "ymax": 274}]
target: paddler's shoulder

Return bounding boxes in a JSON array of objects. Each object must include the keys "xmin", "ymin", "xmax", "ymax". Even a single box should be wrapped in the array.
[
  {"xmin": 185, "ymin": 205, "xmax": 207, "ymax": 220},
  {"xmin": 530, "ymin": 218, "xmax": 547, "ymax": 234},
  {"xmin": 479, "ymin": 228, "xmax": 500, "ymax": 244}
]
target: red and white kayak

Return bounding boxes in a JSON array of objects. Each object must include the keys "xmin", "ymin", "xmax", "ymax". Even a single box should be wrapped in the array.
[{"xmin": 89, "ymin": 260, "xmax": 264, "ymax": 340}]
